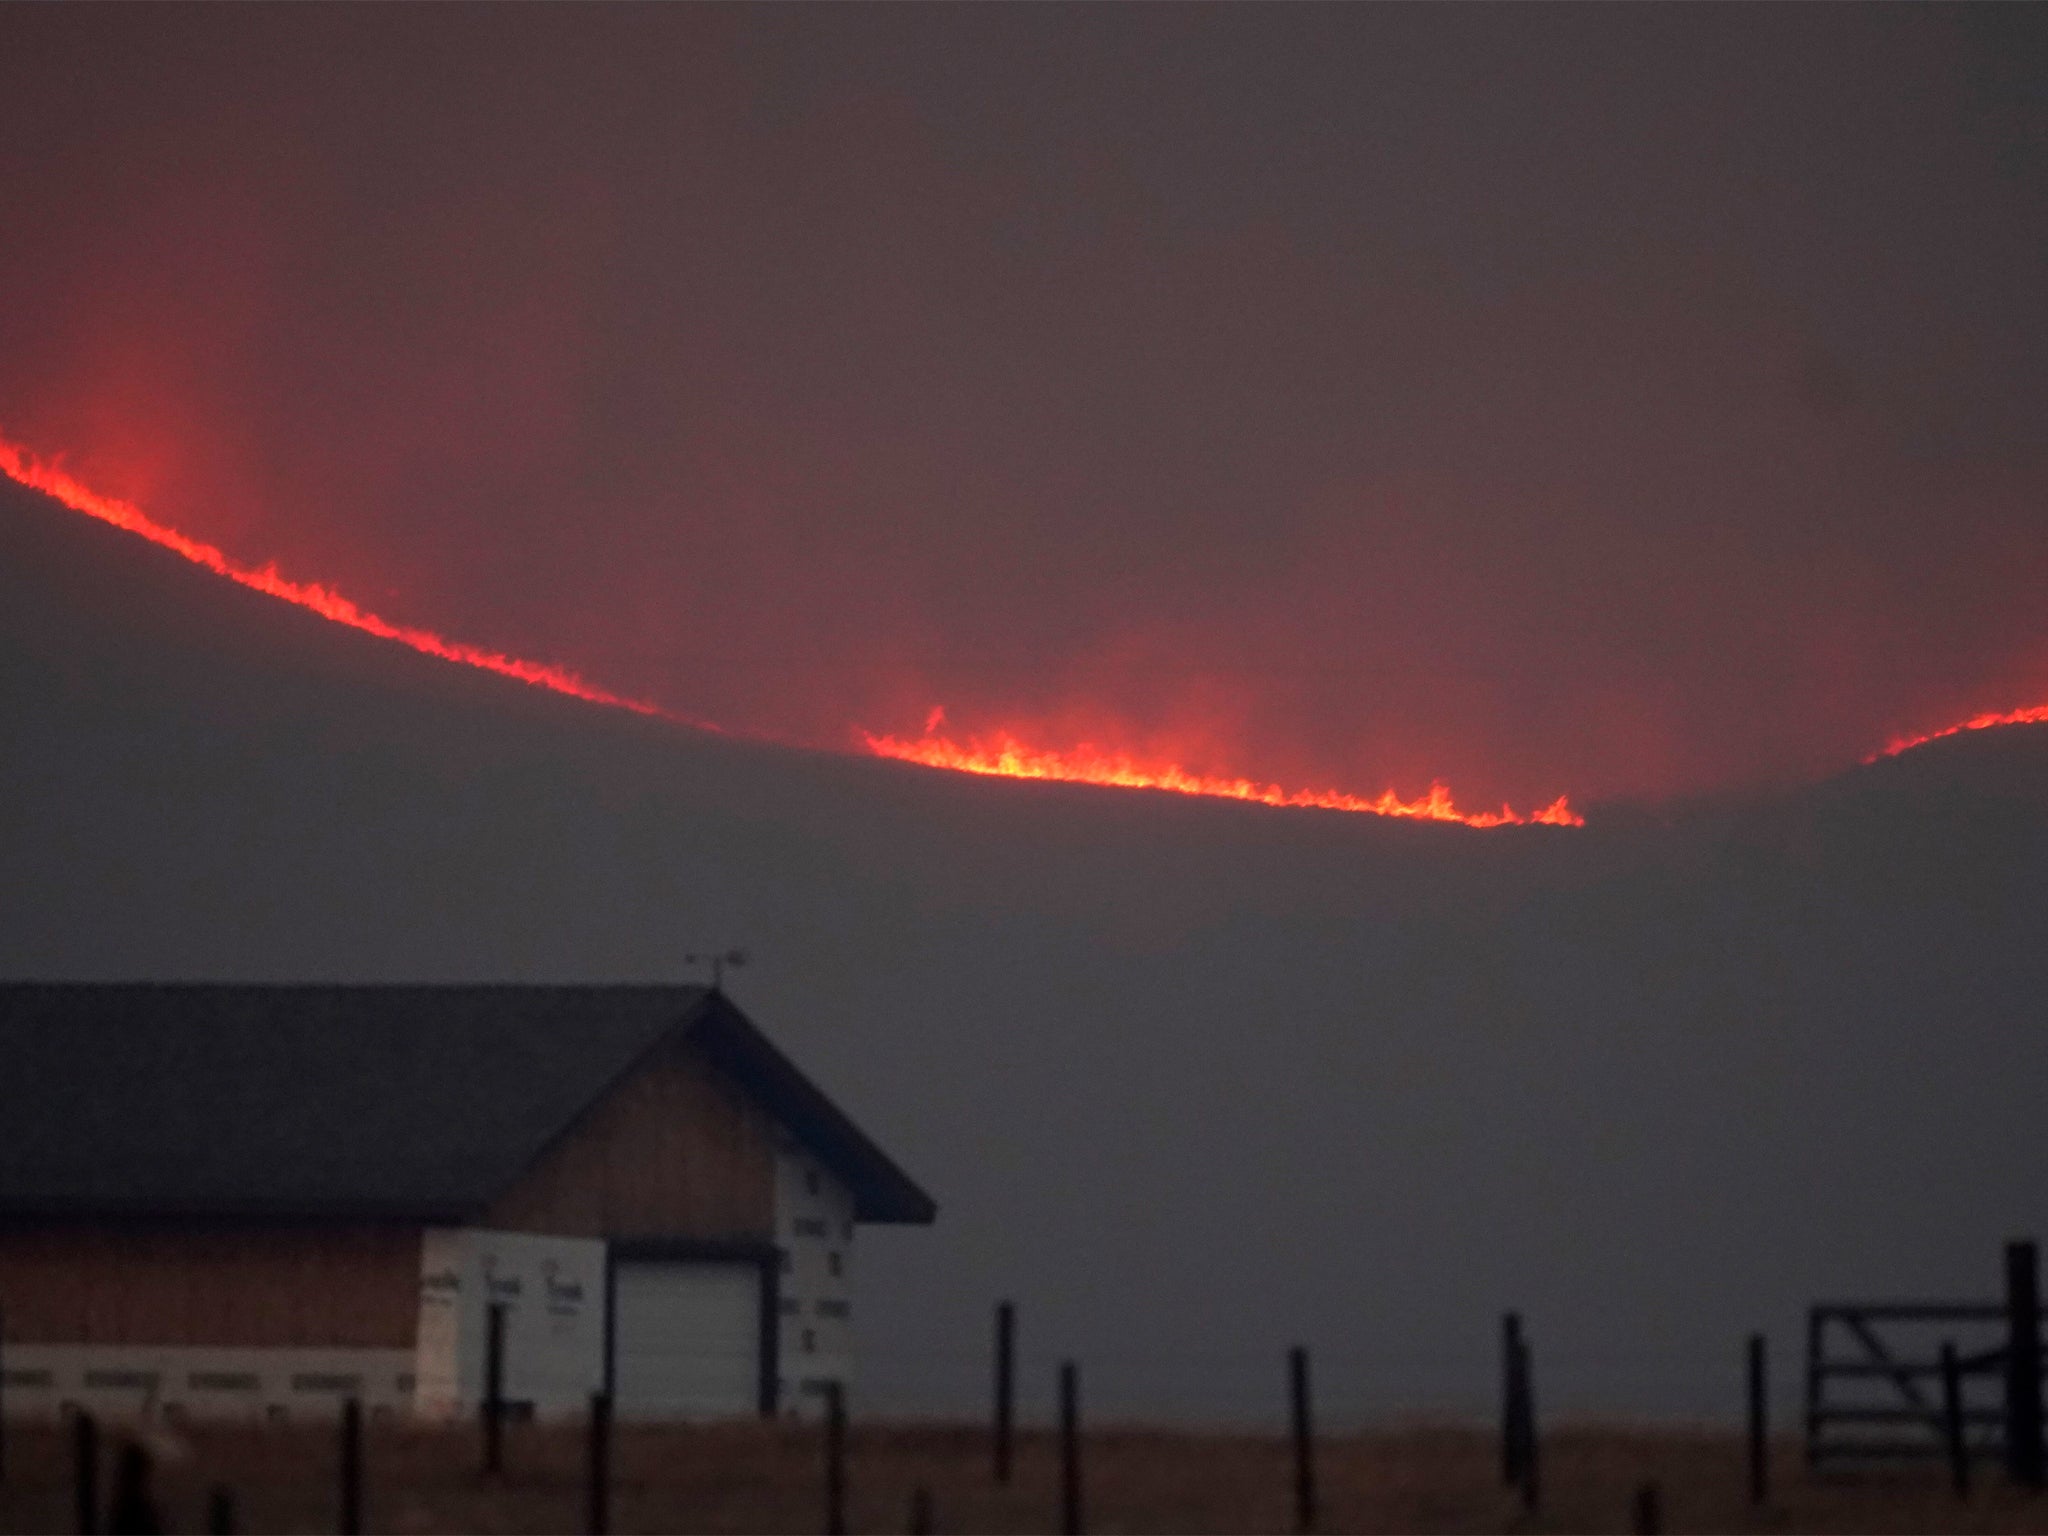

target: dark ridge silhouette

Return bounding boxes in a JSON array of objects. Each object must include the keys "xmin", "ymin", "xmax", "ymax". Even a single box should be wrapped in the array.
[{"xmin": 5, "ymin": 474, "xmax": 2047, "ymax": 1424}]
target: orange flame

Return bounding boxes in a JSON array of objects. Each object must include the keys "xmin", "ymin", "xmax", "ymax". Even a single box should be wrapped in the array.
[
  {"xmin": 1876, "ymin": 704, "xmax": 2048, "ymax": 761},
  {"xmin": 862, "ymin": 723, "xmax": 1584, "ymax": 827},
  {"xmin": 1, "ymin": 428, "xmax": 1587, "ymax": 828},
  {"xmin": 0, "ymin": 433, "xmax": 677, "ymax": 721}
]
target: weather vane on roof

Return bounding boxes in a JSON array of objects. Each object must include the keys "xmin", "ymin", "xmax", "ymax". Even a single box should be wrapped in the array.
[{"xmin": 684, "ymin": 948, "xmax": 749, "ymax": 991}]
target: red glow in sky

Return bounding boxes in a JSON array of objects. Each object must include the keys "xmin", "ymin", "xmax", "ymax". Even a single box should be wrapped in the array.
[{"xmin": 4, "ymin": 8, "xmax": 2047, "ymax": 822}]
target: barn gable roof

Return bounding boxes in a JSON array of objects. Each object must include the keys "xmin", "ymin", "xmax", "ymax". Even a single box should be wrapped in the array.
[{"xmin": 0, "ymin": 984, "xmax": 934, "ymax": 1226}]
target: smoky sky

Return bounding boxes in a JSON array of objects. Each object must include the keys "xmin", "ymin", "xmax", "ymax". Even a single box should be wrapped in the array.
[{"xmin": 3, "ymin": 5, "xmax": 2047, "ymax": 809}]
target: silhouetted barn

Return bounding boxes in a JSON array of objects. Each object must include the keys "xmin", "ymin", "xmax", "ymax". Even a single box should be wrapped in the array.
[{"xmin": 0, "ymin": 984, "xmax": 934, "ymax": 1421}]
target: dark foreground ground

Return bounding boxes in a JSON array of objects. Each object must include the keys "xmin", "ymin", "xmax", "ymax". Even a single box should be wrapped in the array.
[{"xmin": 2, "ymin": 1418, "xmax": 2046, "ymax": 1535}]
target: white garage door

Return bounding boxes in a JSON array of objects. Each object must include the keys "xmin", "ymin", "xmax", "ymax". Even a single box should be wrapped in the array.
[{"xmin": 613, "ymin": 1260, "xmax": 762, "ymax": 1420}]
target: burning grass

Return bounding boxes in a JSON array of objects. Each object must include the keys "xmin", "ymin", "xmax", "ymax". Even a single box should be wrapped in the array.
[{"xmin": 1, "ymin": 1417, "xmax": 2044, "ymax": 1534}]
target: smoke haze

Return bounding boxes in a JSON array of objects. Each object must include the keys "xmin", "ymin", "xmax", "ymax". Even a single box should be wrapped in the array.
[{"xmin": 8, "ymin": 471, "xmax": 2048, "ymax": 1424}]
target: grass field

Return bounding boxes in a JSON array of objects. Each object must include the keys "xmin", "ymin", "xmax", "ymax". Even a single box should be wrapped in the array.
[{"xmin": 2, "ymin": 1417, "xmax": 2045, "ymax": 1534}]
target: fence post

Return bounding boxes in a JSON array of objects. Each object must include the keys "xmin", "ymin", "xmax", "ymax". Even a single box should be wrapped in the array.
[
  {"xmin": 106, "ymin": 1440, "xmax": 161, "ymax": 1536},
  {"xmin": 1630, "ymin": 1480, "xmax": 1662, "ymax": 1536},
  {"xmin": 1803, "ymin": 1306, "xmax": 1823, "ymax": 1470},
  {"xmin": 994, "ymin": 1299, "xmax": 1015, "ymax": 1485},
  {"xmin": 1059, "ymin": 1361, "xmax": 1083, "ymax": 1536},
  {"xmin": 2007, "ymin": 1239, "xmax": 2043, "ymax": 1488},
  {"xmin": 824, "ymin": 1380, "xmax": 847, "ymax": 1536},
  {"xmin": 339, "ymin": 1397, "xmax": 362, "ymax": 1536},
  {"xmin": 1747, "ymin": 1333, "xmax": 1768, "ymax": 1506},
  {"xmin": 1517, "ymin": 1333, "xmax": 1540, "ymax": 1513},
  {"xmin": 73, "ymin": 1409, "xmax": 99, "ymax": 1536},
  {"xmin": 1943, "ymin": 1341, "xmax": 1969, "ymax": 1500},
  {"xmin": 587, "ymin": 1391, "xmax": 613, "ymax": 1536},
  {"xmin": 1289, "ymin": 1345, "xmax": 1316, "ymax": 1534},
  {"xmin": 908, "ymin": 1485, "xmax": 934, "ymax": 1535},
  {"xmin": 206, "ymin": 1486, "xmax": 236, "ymax": 1536},
  {"xmin": 483, "ymin": 1300, "xmax": 507, "ymax": 1476},
  {"xmin": 1500, "ymin": 1312, "xmax": 1524, "ymax": 1487}
]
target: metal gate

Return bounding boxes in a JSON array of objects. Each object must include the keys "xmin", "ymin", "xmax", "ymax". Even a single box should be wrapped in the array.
[
  {"xmin": 1804, "ymin": 1302, "xmax": 2007, "ymax": 1465},
  {"xmin": 1806, "ymin": 1241, "xmax": 2047, "ymax": 1477}
]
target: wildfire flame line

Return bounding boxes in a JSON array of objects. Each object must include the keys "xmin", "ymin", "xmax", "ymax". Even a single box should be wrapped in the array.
[
  {"xmin": 0, "ymin": 429, "xmax": 1589, "ymax": 826},
  {"xmin": 1876, "ymin": 705, "xmax": 2048, "ymax": 761},
  {"xmin": 0, "ymin": 435, "xmax": 673, "ymax": 720},
  {"xmin": 861, "ymin": 727, "xmax": 1584, "ymax": 827},
  {"xmin": 13, "ymin": 419, "xmax": 2048, "ymax": 825}
]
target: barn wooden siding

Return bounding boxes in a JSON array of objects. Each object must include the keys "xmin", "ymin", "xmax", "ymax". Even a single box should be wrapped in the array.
[
  {"xmin": 0, "ymin": 1226, "xmax": 420, "ymax": 1347},
  {"xmin": 488, "ymin": 1040, "xmax": 777, "ymax": 1240},
  {"xmin": 0, "ymin": 1041, "xmax": 775, "ymax": 1354}
]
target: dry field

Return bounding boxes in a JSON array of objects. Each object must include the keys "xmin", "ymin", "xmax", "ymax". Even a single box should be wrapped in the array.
[{"xmin": 2, "ymin": 1417, "xmax": 2046, "ymax": 1534}]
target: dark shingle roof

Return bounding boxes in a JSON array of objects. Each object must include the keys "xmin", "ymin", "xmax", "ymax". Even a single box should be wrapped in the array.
[{"xmin": 0, "ymin": 984, "xmax": 934, "ymax": 1225}]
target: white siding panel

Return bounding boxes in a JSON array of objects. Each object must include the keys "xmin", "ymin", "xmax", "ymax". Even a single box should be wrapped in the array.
[
  {"xmin": 774, "ymin": 1142, "xmax": 856, "ymax": 1418},
  {"xmin": 411, "ymin": 1227, "xmax": 607, "ymax": 1421},
  {"xmin": 0, "ymin": 1344, "xmax": 414, "ymax": 1422},
  {"xmin": 613, "ymin": 1261, "xmax": 760, "ymax": 1419}
]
